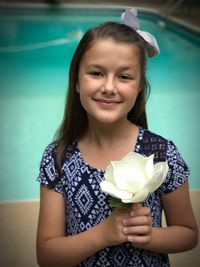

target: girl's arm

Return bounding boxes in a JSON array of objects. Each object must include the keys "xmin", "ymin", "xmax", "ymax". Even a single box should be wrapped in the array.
[
  {"xmin": 36, "ymin": 185, "xmax": 130, "ymax": 267},
  {"xmin": 124, "ymin": 181, "xmax": 198, "ymax": 253}
]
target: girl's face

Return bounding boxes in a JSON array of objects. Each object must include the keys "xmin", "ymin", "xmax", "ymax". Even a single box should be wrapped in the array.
[{"xmin": 77, "ymin": 38, "xmax": 141, "ymax": 125}]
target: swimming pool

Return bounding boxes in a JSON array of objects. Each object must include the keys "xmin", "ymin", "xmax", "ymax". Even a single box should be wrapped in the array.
[{"xmin": 0, "ymin": 6, "xmax": 200, "ymax": 201}]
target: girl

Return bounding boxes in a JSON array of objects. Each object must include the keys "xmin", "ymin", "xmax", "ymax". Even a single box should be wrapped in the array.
[{"xmin": 36, "ymin": 8, "xmax": 198, "ymax": 267}]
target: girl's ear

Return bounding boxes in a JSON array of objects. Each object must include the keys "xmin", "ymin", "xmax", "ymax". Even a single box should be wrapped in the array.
[
  {"xmin": 138, "ymin": 80, "xmax": 143, "ymax": 93},
  {"xmin": 76, "ymin": 83, "xmax": 80, "ymax": 93},
  {"xmin": 137, "ymin": 85, "xmax": 141, "ymax": 94}
]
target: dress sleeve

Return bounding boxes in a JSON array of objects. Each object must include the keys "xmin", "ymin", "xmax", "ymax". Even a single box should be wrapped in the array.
[
  {"xmin": 160, "ymin": 140, "xmax": 190, "ymax": 194},
  {"xmin": 36, "ymin": 143, "xmax": 63, "ymax": 193}
]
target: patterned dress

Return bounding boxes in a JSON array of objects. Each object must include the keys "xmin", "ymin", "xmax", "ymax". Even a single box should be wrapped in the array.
[{"xmin": 37, "ymin": 127, "xmax": 189, "ymax": 267}]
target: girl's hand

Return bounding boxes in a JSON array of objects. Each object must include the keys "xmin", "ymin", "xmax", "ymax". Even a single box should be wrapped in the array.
[
  {"xmin": 122, "ymin": 203, "xmax": 152, "ymax": 247},
  {"xmin": 102, "ymin": 206, "xmax": 130, "ymax": 246}
]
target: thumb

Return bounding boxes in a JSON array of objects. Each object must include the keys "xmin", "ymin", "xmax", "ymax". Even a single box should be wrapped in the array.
[
  {"xmin": 133, "ymin": 202, "xmax": 143, "ymax": 210},
  {"xmin": 130, "ymin": 202, "xmax": 143, "ymax": 215}
]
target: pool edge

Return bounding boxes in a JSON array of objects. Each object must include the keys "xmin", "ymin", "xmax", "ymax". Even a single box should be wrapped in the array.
[{"xmin": 0, "ymin": 2, "xmax": 199, "ymax": 34}]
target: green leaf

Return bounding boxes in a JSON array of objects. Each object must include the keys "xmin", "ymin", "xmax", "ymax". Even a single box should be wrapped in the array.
[
  {"xmin": 110, "ymin": 197, "xmax": 122, "ymax": 207},
  {"xmin": 110, "ymin": 197, "xmax": 132, "ymax": 208}
]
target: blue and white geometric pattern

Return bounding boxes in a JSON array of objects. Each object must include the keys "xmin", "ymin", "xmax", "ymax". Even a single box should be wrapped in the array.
[{"xmin": 37, "ymin": 127, "xmax": 189, "ymax": 266}]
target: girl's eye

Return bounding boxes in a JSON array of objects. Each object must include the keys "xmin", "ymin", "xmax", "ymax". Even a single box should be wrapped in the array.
[
  {"xmin": 118, "ymin": 75, "xmax": 132, "ymax": 81},
  {"xmin": 89, "ymin": 71, "xmax": 103, "ymax": 77}
]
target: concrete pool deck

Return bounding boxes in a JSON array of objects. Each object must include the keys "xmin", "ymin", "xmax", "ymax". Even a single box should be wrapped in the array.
[{"xmin": 1, "ymin": 0, "xmax": 200, "ymax": 31}]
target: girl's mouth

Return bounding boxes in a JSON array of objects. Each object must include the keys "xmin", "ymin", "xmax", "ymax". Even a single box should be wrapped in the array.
[
  {"xmin": 92, "ymin": 98, "xmax": 122, "ymax": 109},
  {"xmin": 93, "ymin": 98, "xmax": 121, "ymax": 104}
]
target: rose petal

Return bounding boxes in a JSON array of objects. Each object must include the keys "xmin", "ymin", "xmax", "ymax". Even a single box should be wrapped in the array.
[
  {"xmin": 102, "ymin": 151, "xmax": 169, "ymax": 206},
  {"xmin": 112, "ymin": 161, "xmax": 145, "ymax": 192},
  {"xmin": 100, "ymin": 180, "xmax": 132, "ymax": 199},
  {"xmin": 121, "ymin": 151, "xmax": 145, "ymax": 162},
  {"xmin": 122, "ymin": 152, "xmax": 147, "ymax": 173},
  {"xmin": 104, "ymin": 164, "xmax": 115, "ymax": 183},
  {"xmin": 145, "ymin": 154, "xmax": 154, "ymax": 180},
  {"xmin": 122, "ymin": 189, "xmax": 149, "ymax": 203},
  {"xmin": 143, "ymin": 162, "xmax": 169, "ymax": 192},
  {"xmin": 122, "ymin": 152, "xmax": 154, "ymax": 183},
  {"xmin": 110, "ymin": 161, "xmax": 130, "ymax": 190}
]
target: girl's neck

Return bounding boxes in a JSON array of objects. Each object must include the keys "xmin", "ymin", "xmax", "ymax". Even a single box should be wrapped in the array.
[
  {"xmin": 78, "ymin": 119, "xmax": 139, "ymax": 170},
  {"xmin": 81, "ymin": 119, "xmax": 138, "ymax": 148}
]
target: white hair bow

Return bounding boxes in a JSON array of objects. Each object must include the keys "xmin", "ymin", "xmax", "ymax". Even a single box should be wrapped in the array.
[{"xmin": 121, "ymin": 8, "xmax": 160, "ymax": 57}]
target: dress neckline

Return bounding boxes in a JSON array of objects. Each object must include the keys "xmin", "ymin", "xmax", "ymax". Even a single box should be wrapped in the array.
[{"xmin": 74, "ymin": 126, "xmax": 144, "ymax": 172}]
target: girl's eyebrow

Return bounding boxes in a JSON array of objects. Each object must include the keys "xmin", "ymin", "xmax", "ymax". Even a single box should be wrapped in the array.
[
  {"xmin": 86, "ymin": 64, "xmax": 103, "ymax": 69},
  {"xmin": 86, "ymin": 64, "xmax": 137, "ymax": 71},
  {"xmin": 118, "ymin": 65, "xmax": 137, "ymax": 71}
]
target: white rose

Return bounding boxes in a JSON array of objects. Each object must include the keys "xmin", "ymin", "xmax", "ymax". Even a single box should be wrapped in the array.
[{"xmin": 100, "ymin": 152, "xmax": 169, "ymax": 204}]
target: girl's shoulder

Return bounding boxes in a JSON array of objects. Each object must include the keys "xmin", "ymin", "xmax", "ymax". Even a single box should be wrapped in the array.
[
  {"xmin": 138, "ymin": 127, "xmax": 184, "ymax": 163},
  {"xmin": 41, "ymin": 140, "xmax": 77, "ymax": 162},
  {"xmin": 41, "ymin": 141, "xmax": 58, "ymax": 158},
  {"xmin": 139, "ymin": 127, "xmax": 169, "ymax": 144},
  {"xmin": 138, "ymin": 127, "xmax": 169, "ymax": 158},
  {"xmin": 139, "ymin": 127, "xmax": 190, "ymax": 193},
  {"xmin": 37, "ymin": 140, "xmax": 78, "ymax": 192}
]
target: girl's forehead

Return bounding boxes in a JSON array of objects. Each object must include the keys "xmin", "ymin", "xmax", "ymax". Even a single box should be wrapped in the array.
[
  {"xmin": 82, "ymin": 38, "xmax": 140, "ymax": 65},
  {"xmin": 88, "ymin": 38, "xmax": 139, "ymax": 53}
]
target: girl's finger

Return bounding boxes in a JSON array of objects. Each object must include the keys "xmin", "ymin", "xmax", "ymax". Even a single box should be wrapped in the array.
[
  {"xmin": 127, "ymin": 234, "xmax": 152, "ymax": 244},
  {"xmin": 130, "ymin": 206, "xmax": 151, "ymax": 217},
  {"xmin": 123, "ymin": 215, "xmax": 151, "ymax": 226},
  {"xmin": 123, "ymin": 225, "xmax": 151, "ymax": 235}
]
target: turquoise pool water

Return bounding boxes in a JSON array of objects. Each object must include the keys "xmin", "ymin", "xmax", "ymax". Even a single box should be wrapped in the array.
[{"xmin": 0, "ymin": 7, "xmax": 200, "ymax": 201}]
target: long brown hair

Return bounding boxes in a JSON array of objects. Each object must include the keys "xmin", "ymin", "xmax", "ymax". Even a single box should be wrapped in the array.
[{"xmin": 54, "ymin": 22, "xmax": 150, "ymax": 168}]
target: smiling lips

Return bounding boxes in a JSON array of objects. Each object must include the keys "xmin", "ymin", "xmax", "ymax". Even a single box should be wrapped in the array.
[{"xmin": 93, "ymin": 98, "xmax": 122, "ymax": 106}]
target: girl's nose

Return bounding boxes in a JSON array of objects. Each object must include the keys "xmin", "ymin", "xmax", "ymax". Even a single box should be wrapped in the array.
[{"xmin": 101, "ymin": 76, "xmax": 116, "ymax": 95}]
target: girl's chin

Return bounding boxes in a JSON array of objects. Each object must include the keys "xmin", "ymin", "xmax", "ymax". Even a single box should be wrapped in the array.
[{"xmin": 88, "ymin": 114, "xmax": 127, "ymax": 125}]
